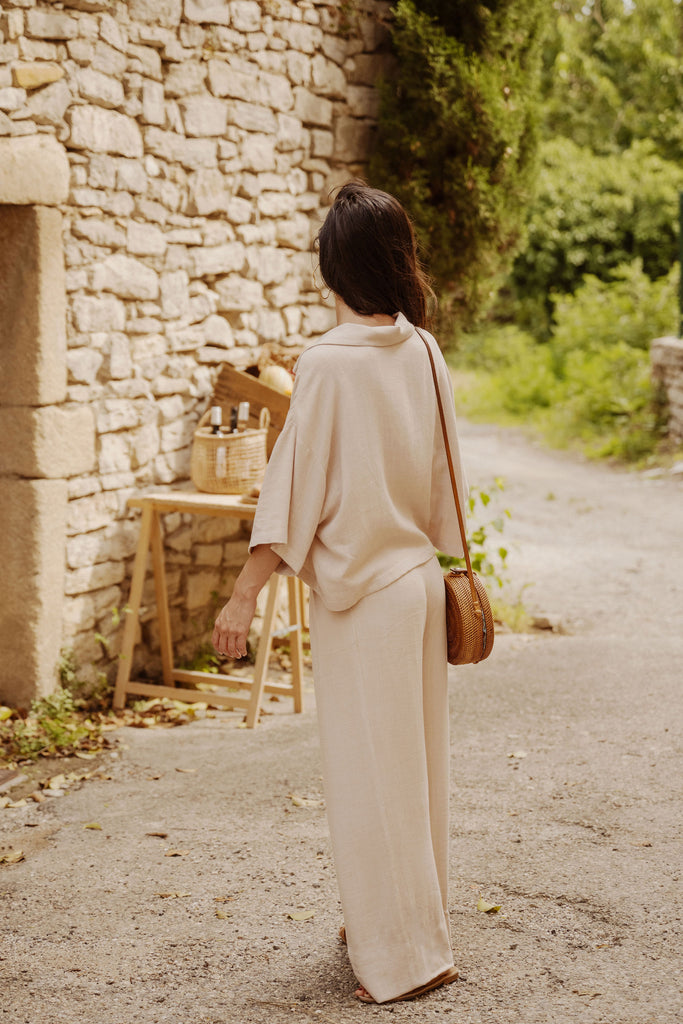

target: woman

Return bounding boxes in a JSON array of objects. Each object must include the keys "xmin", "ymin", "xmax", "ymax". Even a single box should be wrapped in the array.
[{"xmin": 212, "ymin": 181, "xmax": 467, "ymax": 1004}]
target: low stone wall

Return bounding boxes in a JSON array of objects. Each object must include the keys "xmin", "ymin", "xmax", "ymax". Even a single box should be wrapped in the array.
[
  {"xmin": 0, "ymin": 0, "xmax": 392, "ymax": 700},
  {"xmin": 651, "ymin": 336, "xmax": 683, "ymax": 443}
]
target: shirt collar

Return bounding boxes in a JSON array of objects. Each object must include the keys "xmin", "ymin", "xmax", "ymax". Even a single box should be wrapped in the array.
[{"xmin": 306, "ymin": 311, "xmax": 415, "ymax": 349}]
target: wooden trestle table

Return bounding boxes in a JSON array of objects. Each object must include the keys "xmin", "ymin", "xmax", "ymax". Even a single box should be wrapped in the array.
[{"xmin": 112, "ymin": 490, "xmax": 304, "ymax": 728}]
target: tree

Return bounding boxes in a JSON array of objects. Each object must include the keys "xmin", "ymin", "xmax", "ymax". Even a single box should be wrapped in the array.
[
  {"xmin": 369, "ymin": 0, "xmax": 547, "ymax": 333},
  {"xmin": 541, "ymin": 0, "xmax": 683, "ymax": 162}
]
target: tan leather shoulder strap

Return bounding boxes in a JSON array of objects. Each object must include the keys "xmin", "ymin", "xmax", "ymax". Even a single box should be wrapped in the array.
[{"xmin": 416, "ymin": 327, "xmax": 481, "ymax": 612}]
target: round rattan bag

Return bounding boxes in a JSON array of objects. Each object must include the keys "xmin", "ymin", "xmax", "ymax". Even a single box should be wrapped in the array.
[{"xmin": 444, "ymin": 567, "xmax": 495, "ymax": 665}]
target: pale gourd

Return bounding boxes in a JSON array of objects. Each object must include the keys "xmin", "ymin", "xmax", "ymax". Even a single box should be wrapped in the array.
[{"xmin": 260, "ymin": 364, "xmax": 294, "ymax": 395}]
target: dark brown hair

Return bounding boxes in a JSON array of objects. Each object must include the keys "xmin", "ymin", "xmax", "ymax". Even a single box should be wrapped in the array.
[{"xmin": 317, "ymin": 181, "xmax": 433, "ymax": 328}]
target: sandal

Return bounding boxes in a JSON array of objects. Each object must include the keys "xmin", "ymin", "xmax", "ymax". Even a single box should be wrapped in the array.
[{"xmin": 355, "ymin": 965, "xmax": 459, "ymax": 1004}]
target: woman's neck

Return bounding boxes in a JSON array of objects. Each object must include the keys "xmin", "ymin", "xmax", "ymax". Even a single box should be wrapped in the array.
[{"xmin": 334, "ymin": 295, "xmax": 396, "ymax": 328}]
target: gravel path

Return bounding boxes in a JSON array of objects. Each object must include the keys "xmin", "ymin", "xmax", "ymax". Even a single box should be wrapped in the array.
[{"xmin": 1, "ymin": 421, "xmax": 682, "ymax": 1024}]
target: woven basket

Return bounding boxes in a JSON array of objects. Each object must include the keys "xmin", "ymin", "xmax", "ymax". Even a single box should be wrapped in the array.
[
  {"xmin": 444, "ymin": 568, "xmax": 495, "ymax": 665},
  {"xmin": 191, "ymin": 407, "xmax": 270, "ymax": 494}
]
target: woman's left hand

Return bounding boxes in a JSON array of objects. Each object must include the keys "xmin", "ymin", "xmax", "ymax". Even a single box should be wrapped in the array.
[{"xmin": 212, "ymin": 590, "xmax": 257, "ymax": 660}]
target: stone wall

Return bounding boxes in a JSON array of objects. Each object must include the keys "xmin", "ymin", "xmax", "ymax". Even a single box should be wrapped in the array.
[
  {"xmin": 0, "ymin": 0, "xmax": 391, "ymax": 701},
  {"xmin": 651, "ymin": 336, "xmax": 683, "ymax": 443}
]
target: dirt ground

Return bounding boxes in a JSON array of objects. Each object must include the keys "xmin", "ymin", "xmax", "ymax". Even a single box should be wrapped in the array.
[{"xmin": 1, "ymin": 420, "xmax": 682, "ymax": 1024}]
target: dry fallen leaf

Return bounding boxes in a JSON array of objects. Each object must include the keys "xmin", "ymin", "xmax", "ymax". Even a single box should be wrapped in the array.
[
  {"xmin": 146, "ymin": 831, "xmax": 168, "ymax": 839},
  {"xmin": 175, "ymin": 768, "xmax": 197, "ymax": 774},
  {"xmin": 83, "ymin": 823, "xmax": 102, "ymax": 830},
  {"xmin": 30, "ymin": 792, "xmax": 45, "ymax": 804},
  {"xmin": 155, "ymin": 891, "xmax": 191, "ymax": 899},
  {"xmin": 290, "ymin": 794, "xmax": 325, "ymax": 809},
  {"xmin": 287, "ymin": 910, "xmax": 315, "ymax": 921},
  {"xmin": 215, "ymin": 910, "xmax": 232, "ymax": 919},
  {"xmin": 164, "ymin": 850, "xmax": 189, "ymax": 857},
  {"xmin": 0, "ymin": 849, "xmax": 24, "ymax": 865},
  {"xmin": 476, "ymin": 897, "xmax": 502, "ymax": 914}
]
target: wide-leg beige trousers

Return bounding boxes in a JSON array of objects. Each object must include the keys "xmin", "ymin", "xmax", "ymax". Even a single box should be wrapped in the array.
[{"xmin": 309, "ymin": 556, "xmax": 454, "ymax": 1003}]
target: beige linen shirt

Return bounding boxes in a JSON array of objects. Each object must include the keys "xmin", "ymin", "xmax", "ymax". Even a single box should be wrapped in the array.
[{"xmin": 249, "ymin": 312, "xmax": 468, "ymax": 611}]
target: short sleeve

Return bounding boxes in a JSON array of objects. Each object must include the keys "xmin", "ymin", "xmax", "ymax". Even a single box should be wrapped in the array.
[{"xmin": 248, "ymin": 351, "xmax": 332, "ymax": 582}]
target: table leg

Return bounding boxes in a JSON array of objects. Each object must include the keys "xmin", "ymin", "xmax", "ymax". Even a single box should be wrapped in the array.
[
  {"xmin": 150, "ymin": 509, "xmax": 174, "ymax": 688},
  {"xmin": 113, "ymin": 503, "xmax": 153, "ymax": 709},
  {"xmin": 245, "ymin": 574, "xmax": 280, "ymax": 728},
  {"xmin": 287, "ymin": 576, "xmax": 304, "ymax": 714}
]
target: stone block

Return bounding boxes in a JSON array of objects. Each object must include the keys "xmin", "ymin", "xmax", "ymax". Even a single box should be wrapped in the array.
[
  {"xmin": 0, "ymin": 87, "xmax": 26, "ymax": 111},
  {"xmin": 160, "ymin": 269, "xmax": 190, "ymax": 318},
  {"xmin": 258, "ymin": 70, "xmax": 293, "ymax": 113},
  {"xmin": 311, "ymin": 128, "xmax": 333, "ymax": 158},
  {"xmin": 67, "ymin": 347, "xmax": 104, "ymax": 385},
  {"xmin": 145, "ymin": 126, "xmax": 218, "ymax": 168},
  {"xmin": 0, "ymin": 405, "xmax": 95, "ymax": 478},
  {"xmin": 128, "ymin": 0, "xmax": 182, "ymax": 27},
  {"xmin": 186, "ymin": 166, "xmax": 228, "ymax": 216},
  {"xmin": 69, "ymin": 105, "xmax": 143, "ymax": 158},
  {"xmin": 293, "ymin": 86, "xmax": 333, "ymax": 127},
  {"xmin": 131, "ymin": 421, "xmax": 160, "ymax": 468},
  {"xmin": 116, "ymin": 158, "xmax": 147, "ymax": 193},
  {"xmin": 142, "ymin": 79, "xmax": 165, "ymax": 125},
  {"xmin": 76, "ymin": 67, "xmax": 124, "ymax": 109},
  {"xmin": 68, "ymin": 39, "xmax": 96, "ymax": 66},
  {"xmin": 98, "ymin": 431, "xmax": 130, "ymax": 475},
  {"xmin": 178, "ymin": 94, "xmax": 228, "ymax": 137},
  {"xmin": 231, "ymin": 1, "xmax": 261, "ymax": 31},
  {"xmin": 12, "ymin": 62, "xmax": 64, "ymax": 91},
  {"xmin": 127, "ymin": 221, "xmax": 167, "ymax": 256},
  {"xmin": 93, "ymin": 254, "xmax": 159, "ymax": 300},
  {"xmin": 26, "ymin": 11, "xmax": 79, "ymax": 40},
  {"xmin": 0, "ymin": 135, "xmax": 69, "ymax": 204},
  {"xmin": 207, "ymin": 59, "xmax": 252, "ymax": 101},
  {"xmin": 184, "ymin": 0, "xmax": 231, "ymax": 25},
  {"xmin": 245, "ymin": 244, "xmax": 289, "ymax": 285},
  {"xmin": 241, "ymin": 132, "xmax": 276, "ymax": 172},
  {"xmin": 195, "ymin": 543, "xmax": 223, "ymax": 566},
  {"xmin": 0, "ymin": 205, "xmax": 66, "ymax": 406},
  {"xmin": 334, "ymin": 115, "xmax": 375, "ymax": 161},
  {"xmin": 164, "ymin": 61, "xmax": 206, "ymax": 98},
  {"xmin": 128, "ymin": 43, "xmax": 162, "ymax": 81},
  {"xmin": 276, "ymin": 112, "xmax": 308, "ymax": 151},
  {"xmin": 276, "ymin": 213, "xmax": 311, "ymax": 251},
  {"xmin": 72, "ymin": 293, "xmax": 126, "ymax": 333},
  {"xmin": 202, "ymin": 313, "xmax": 234, "ymax": 347},
  {"xmin": 229, "ymin": 99, "xmax": 277, "ymax": 134},
  {"xmin": 311, "ymin": 54, "xmax": 346, "ymax": 98},
  {"xmin": 65, "ymin": 561, "xmax": 126, "ymax": 596},
  {"xmin": 27, "ymin": 79, "xmax": 72, "ymax": 126},
  {"xmin": 186, "ymin": 569, "xmax": 221, "ymax": 610},
  {"xmin": 192, "ymin": 241, "xmax": 246, "ymax": 278},
  {"xmin": 0, "ymin": 479, "xmax": 68, "ymax": 704},
  {"xmin": 215, "ymin": 274, "xmax": 264, "ymax": 311},
  {"xmin": 108, "ymin": 333, "xmax": 132, "ymax": 379},
  {"xmin": 92, "ymin": 40, "xmax": 128, "ymax": 77},
  {"xmin": 72, "ymin": 217, "xmax": 126, "ymax": 248}
]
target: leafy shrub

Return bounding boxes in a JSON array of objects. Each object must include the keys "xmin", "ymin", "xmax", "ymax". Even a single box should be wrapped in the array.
[
  {"xmin": 511, "ymin": 138, "xmax": 683, "ymax": 323},
  {"xmin": 453, "ymin": 261, "xmax": 673, "ymax": 461},
  {"xmin": 438, "ymin": 480, "xmax": 510, "ymax": 588},
  {"xmin": 550, "ymin": 260, "xmax": 678, "ymax": 367}
]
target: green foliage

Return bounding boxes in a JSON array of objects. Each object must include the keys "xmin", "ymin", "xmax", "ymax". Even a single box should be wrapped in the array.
[
  {"xmin": 541, "ymin": 0, "xmax": 683, "ymax": 162},
  {"xmin": 438, "ymin": 480, "xmax": 510, "ymax": 587},
  {"xmin": 454, "ymin": 261, "xmax": 673, "ymax": 462},
  {"xmin": 511, "ymin": 138, "xmax": 683, "ymax": 321},
  {"xmin": 550, "ymin": 260, "xmax": 679, "ymax": 366},
  {"xmin": 370, "ymin": 0, "xmax": 547, "ymax": 330},
  {"xmin": 0, "ymin": 689, "xmax": 94, "ymax": 762}
]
